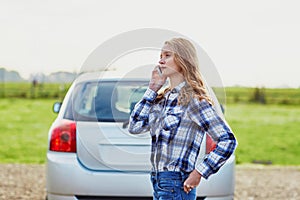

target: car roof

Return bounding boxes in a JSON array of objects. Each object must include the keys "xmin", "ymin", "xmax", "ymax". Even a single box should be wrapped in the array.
[{"xmin": 74, "ymin": 70, "xmax": 150, "ymax": 83}]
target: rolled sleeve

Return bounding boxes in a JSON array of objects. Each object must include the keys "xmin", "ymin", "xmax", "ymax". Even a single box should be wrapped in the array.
[
  {"xmin": 195, "ymin": 161, "xmax": 213, "ymax": 179},
  {"xmin": 188, "ymin": 98, "xmax": 237, "ymax": 179},
  {"xmin": 143, "ymin": 88, "xmax": 158, "ymax": 103}
]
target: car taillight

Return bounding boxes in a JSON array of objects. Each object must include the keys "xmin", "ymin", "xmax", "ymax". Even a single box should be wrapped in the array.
[
  {"xmin": 206, "ymin": 133, "xmax": 217, "ymax": 154},
  {"xmin": 50, "ymin": 120, "xmax": 76, "ymax": 153}
]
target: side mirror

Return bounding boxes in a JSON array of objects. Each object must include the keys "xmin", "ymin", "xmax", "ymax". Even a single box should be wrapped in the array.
[{"xmin": 53, "ymin": 102, "xmax": 62, "ymax": 113}]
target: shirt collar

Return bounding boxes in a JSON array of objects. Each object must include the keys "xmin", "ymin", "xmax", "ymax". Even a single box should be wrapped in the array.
[{"xmin": 170, "ymin": 81, "xmax": 186, "ymax": 94}]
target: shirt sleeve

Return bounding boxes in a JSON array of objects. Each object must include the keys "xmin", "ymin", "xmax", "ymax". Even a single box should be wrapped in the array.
[
  {"xmin": 128, "ymin": 88, "xmax": 158, "ymax": 134},
  {"xmin": 187, "ymin": 98, "xmax": 238, "ymax": 179}
]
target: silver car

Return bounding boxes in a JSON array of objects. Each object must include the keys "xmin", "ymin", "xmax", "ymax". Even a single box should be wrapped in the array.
[{"xmin": 46, "ymin": 71, "xmax": 236, "ymax": 200}]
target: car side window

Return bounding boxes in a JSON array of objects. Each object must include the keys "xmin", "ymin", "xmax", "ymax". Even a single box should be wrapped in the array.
[{"xmin": 73, "ymin": 83, "xmax": 97, "ymax": 116}]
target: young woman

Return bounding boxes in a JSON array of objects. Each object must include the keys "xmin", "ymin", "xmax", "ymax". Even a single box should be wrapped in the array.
[{"xmin": 129, "ymin": 38, "xmax": 237, "ymax": 200}]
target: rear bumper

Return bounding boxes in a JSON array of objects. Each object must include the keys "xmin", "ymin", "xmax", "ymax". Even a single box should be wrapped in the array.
[{"xmin": 46, "ymin": 151, "xmax": 235, "ymax": 200}]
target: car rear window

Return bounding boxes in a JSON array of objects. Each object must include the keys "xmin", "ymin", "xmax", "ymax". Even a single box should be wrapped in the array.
[{"xmin": 64, "ymin": 80, "xmax": 148, "ymax": 122}]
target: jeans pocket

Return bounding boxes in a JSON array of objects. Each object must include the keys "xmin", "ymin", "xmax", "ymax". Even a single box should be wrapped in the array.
[
  {"xmin": 157, "ymin": 179, "xmax": 175, "ymax": 193},
  {"xmin": 180, "ymin": 188, "xmax": 196, "ymax": 200},
  {"xmin": 156, "ymin": 180, "xmax": 176, "ymax": 199}
]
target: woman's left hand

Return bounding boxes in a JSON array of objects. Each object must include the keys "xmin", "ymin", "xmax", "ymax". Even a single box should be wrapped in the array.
[{"xmin": 183, "ymin": 169, "xmax": 202, "ymax": 193}]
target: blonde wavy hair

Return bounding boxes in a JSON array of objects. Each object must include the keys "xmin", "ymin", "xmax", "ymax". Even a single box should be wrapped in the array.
[{"xmin": 156, "ymin": 38, "xmax": 212, "ymax": 106}]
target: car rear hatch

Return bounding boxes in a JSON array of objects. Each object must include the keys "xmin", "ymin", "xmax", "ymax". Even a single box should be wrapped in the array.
[
  {"xmin": 64, "ymin": 79, "xmax": 151, "ymax": 171},
  {"xmin": 77, "ymin": 121, "xmax": 152, "ymax": 171}
]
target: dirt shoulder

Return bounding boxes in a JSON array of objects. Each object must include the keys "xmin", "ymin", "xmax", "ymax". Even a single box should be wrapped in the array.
[
  {"xmin": 0, "ymin": 164, "xmax": 46, "ymax": 200},
  {"xmin": 1, "ymin": 164, "xmax": 300, "ymax": 200},
  {"xmin": 235, "ymin": 165, "xmax": 300, "ymax": 200}
]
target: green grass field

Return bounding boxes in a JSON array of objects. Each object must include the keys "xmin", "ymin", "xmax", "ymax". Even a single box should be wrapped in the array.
[
  {"xmin": 0, "ymin": 98, "xmax": 57, "ymax": 163},
  {"xmin": 225, "ymin": 103, "xmax": 300, "ymax": 165},
  {"xmin": 0, "ymin": 97, "xmax": 300, "ymax": 165}
]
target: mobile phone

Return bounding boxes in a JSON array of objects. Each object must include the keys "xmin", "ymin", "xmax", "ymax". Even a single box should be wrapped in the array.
[{"xmin": 156, "ymin": 66, "xmax": 163, "ymax": 77}]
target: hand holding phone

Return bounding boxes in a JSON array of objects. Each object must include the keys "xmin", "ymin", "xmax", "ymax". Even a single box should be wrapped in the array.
[
  {"xmin": 156, "ymin": 65, "xmax": 163, "ymax": 77},
  {"xmin": 149, "ymin": 65, "xmax": 166, "ymax": 92}
]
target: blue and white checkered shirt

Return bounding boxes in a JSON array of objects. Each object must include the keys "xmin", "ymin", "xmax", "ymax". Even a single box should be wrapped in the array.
[{"xmin": 128, "ymin": 82, "xmax": 237, "ymax": 179}]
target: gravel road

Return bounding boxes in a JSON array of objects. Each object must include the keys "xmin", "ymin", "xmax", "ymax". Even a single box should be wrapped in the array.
[{"xmin": 1, "ymin": 164, "xmax": 300, "ymax": 200}]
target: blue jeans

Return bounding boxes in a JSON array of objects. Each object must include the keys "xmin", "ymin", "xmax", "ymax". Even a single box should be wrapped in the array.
[{"xmin": 150, "ymin": 171, "xmax": 196, "ymax": 200}]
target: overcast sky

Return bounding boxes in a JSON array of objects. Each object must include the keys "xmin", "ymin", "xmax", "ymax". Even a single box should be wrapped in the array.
[{"xmin": 1, "ymin": 0, "xmax": 300, "ymax": 88}]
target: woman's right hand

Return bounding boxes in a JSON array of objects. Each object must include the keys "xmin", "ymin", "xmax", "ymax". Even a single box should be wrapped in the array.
[{"xmin": 149, "ymin": 65, "xmax": 167, "ymax": 92}]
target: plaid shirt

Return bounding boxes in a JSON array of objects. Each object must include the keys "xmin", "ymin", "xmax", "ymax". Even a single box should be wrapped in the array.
[{"xmin": 128, "ymin": 82, "xmax": 237, "ymax": 179}]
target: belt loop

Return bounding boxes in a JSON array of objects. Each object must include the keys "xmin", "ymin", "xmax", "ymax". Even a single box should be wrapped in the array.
[{"xmin": 151, "ymin": 171, "xmax": 158, "ymax": 180}]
